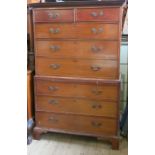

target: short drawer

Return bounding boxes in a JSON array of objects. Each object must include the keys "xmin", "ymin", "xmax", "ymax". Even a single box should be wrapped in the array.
[
  {"xmin": 34, "ymin": 23, "xmax": 118, "ymax": 40},
  {"xmin": 77, "ymin": 8, "xmax": 120, "ymax": 22},
  {"xmin": 35, "ymin": 40, "xmax": 118, "ymax": 59},
  {"xmin": 35, "ymin": 77, "xmax": 119, "ymax": 101},
  {"xmin": 36, "ymin": 96, "xmax": 117, "ymax": 118},
  {"xmin": 34, "ymin": 23, "xmax": 75, "ymax": 39},
  {"xmin": 35, "ymin": 58, "xmax": 118, "ymax": 79},
  {"xmin": 33, "ymin": 9, "xmax": 74, "ymax": 22},
  {"xmin": 36, "ymin": 112, "xmax": 117, "ymax": 136}
]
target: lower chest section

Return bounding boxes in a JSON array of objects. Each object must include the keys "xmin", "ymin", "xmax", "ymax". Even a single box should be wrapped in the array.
[{"xmin": 34, "ymin": 76, "xmax": 120, "ymax": 136}]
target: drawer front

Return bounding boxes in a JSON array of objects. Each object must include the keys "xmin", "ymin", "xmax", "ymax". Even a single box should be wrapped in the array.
[
  {"xmin": 35, "ymin": 40, "xmax": 118, "ymax": 59},
  {"xmin": 35, "ymin": 79, "xmax": 119, "ymax": 101},
  {"xmin": 75, "ymin": 23, "xmax": 118, "ymax": 40},
  {"xmin": 36, "ymin": 58, "xmax": 118, "ymax": 79},
  {"xmin": 36, "ymin": 112, "xmax": 117, "ymax": 136},
  {"xmin": 34, "ymin": 23, "xmax": 118, "ymax": 40},
  {"xmin": 36, "ymin": 96, "xmax": 117, "ymax": 118},
  {"xmin": 34, "ymin": 23, "xmax": 75, "ymax": 39},
  {"xmin": 77, "ymin": 8, "xmax": 120, "ymax": 22},
  {"xmin": 33, "ymin": 9, "xmax": 74, "ymax": 22}
]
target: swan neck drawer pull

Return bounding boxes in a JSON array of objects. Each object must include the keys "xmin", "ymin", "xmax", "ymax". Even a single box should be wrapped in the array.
[
  {"xmin": 91, "ymin": 121, "xmax": 102, "ymax": 127},
  {"xmin": 91, "ymin": 28, "xmax": 97, "ymax": 34},
  {"xmin": 48, "ymin": 99, "xmax": 59, "ymax": 105},
  {"xmin": 91, "ymin": 11, "xmax": 104, "ymax": 17},
  {"xmin": 48, "ymin": 117, "xmax": 58, "ymax": 123},
  {"xmin": 91, "ymin": 46, "xmax": 102, "ymax": 52},
  {"xmin": 49, "ymin": 64, "xmax": 61, "ymax": 69},
  {"xmin": 91, "ymin": 28, "xmax": 103, "ymax": 34},
  {"xmin": 91, "ymin": 65, "xmax": 101, "ymax": 71},
  {"xmin": 49, "ymin": 28, "xmax": 60, "ymax": 34},
  {"xmin": 92, "ymin": 103, "xmax": 102, "ymax": 109},
  {"xmin": 91, "ymin": 89, "xmax": 103, "ymax": 95},
  {"xmin": 91, "ymin": 12, "xmax": 98, "ymax": 17},
  {"xmin": 48, "ymin": 12, "xmax": 60, "ymax": 19},
  {"xmin": 48, "ymin": 86, "xmax": 59, "ymax": 91},
  {"xmin": 50, "ymin": 45, "xmax": 60, "ymax": 52}
]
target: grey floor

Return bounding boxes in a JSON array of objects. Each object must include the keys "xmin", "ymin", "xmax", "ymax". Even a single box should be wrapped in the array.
[{"xmin": 27, "ymin": 133, "xmax": 128, "ymax": 155}]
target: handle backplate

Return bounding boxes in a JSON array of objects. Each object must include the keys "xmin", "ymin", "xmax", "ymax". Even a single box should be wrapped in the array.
[
  {"xmin": 48, "ymin": 117, "xmax": 58, "ymax": 123},
  {"xmin": 91, "ymin": 88, "xmax": 103, "ymax": 95},
  {"xmin": 48, "ymin": 12, "xmax": 60, "ymax": 19},
  {"xmin": 91, "ymin": 28, "xmax": 103, "ymax": 34},
  {"xmin": 48, "ymin": 86, "xmax": 59, "ymax": 91},
  {"xmin": 50, "ymin": 64, "xmax": 61, "ymax": 69},
  {"xmin": 91, "ymin": 11, "xmax": 104, "ymax": 17},
  {"xmin": 50, "ymin": 45, "xmax": 60, "ymax": 52},
  {"xmin": 48, "ymin": 99, "xmax": 59, "ymax": 105},
  {"xmin": 91, "ymin": 103, "xmax": 102, "ymax": 109},
  {"xmin": 91, "ymin": 65, "xmax": 101, "ymax": 71},
  {"xmin": 49, "ymin": 28, "xmax": 60, "ymax": 34}
]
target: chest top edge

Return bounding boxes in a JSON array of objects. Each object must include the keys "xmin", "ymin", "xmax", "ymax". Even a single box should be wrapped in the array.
[{"xmin": 28, "ymin": 0, "xmax": 125, "ymax": 9}]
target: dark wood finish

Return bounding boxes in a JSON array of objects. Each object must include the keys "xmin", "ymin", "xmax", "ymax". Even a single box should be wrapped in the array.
[
  {"xmin": 30, "ymin": 1, "xmax": 124, "ymax": 149},
  {"xmin": 35, "ymin": 57, "xmax": 118, "ymax": 79},
  {"xmin": 77, "ymin": 8, "xmax": 120, "ymax": 22},
  {"xmin": 33, "ymin": 9, "xmax": 74, "ymax": 23},
  {"xmin": 35, "ymin": 40, "xmax": 118, "ymax": 59},
  {"xmin": 35, "ymin": 78, "xmax": 119, "ymax": 101},
  {"xmin": 28, "ymin": 1, "xmax": 125, "ymax": 8},
  {"xmin": 111, "ymin": 137, "xmax": 119, "ymax": 150},
  {"xmin": 27, "ymin": 7, "xmax": 35, "ymax": 71},
  {"xmin": 35, "ymin": 96, "xmax": 117, "ymax": 117},
  {"xmin": 35, "ymin": 112, "xmax": 117, "ymax": 136},
  {"xmin": 34, "ymin": 23, "xmax": 119, "ymax": 40},
  {"xmin": 27, "ymin": 8, "xmax": 34, "ymax": 52},
  {"xmin": 27, "ymin": 70, "xmax": 33, "ymax": 120},
  {"xmin": 33, "ymin": 126, "xmax": 47, "ymax": 140}
]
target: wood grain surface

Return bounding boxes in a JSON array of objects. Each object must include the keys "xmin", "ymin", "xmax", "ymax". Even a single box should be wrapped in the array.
[
  {"xmin": 34, "ymin": 23, "xmax": 119, "ymax": 40},
  {"xmin": 35, "ymin": 40, "xmax": 118, "ymax": 59},
  {"xmin": 35, "ymin": 95, "xmax": 117, "ymax": 117},
  {"xmin": 35, "ymin": 78, "xmax": 119, "ymax": 101},
  {"xmin": 35, "ymin": 57, "xmax": 118, "ymax": 79},
  {"xmin": 35, "ymin": 112, "xmax": 117, "ymax": 136}
]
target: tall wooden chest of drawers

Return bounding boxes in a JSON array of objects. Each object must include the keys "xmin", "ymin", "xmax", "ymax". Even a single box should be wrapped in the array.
[{"xmin": 30, "ymin": 0, "xmax": 125, "ymax": 150}]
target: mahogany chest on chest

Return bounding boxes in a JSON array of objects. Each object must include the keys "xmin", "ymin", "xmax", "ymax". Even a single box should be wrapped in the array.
[{"xmin": 30, "ymin": 0, "xmax": 125, "ymax": 149}]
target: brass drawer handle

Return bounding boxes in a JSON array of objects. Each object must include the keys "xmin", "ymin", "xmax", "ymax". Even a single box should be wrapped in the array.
[
  {"xmin": 91, "ymin": 28, "xmax": 97, "ymax": 34},
  {"xmin": 48, "ymin": 99, "xmax": 59, "ymax": 105},
  {"xmin": 91, "ymin": 89, "xmax": 103, "ymax": 95},
  {"xmin": 49, "ymin": 28, "xmax": 60, "ymax": 34},
  {"xmin": 98, "ymin": 28, "xmax": 103, "ymax": 33},
  {"xmin": 48, "ymin": 117, "xmax": 58, "ymax": 123},
  {"xmin": 91, "ymin": 121, "xmax": 102, "ymax": 127},
  {"xmin": 48, "ymin": 12, "xmax": 60, "ymax": 19},
  {"xmin": 48, "ymin": 86, "xmax": 59, "ymax": 91},
  {"xmin": 91, "ymin": 46, "xmax": 102, "ymax": 52},
  {"xmin": 91, "ymin": 65, "xmax": 101, "ymax": 71},
  {"xmin": 91, "ymin": 28, "xmax": 103, "ymax": 34},
  {"xmin": 50, "ymin": 45, "xmax": 60, "ymax": 52},
  {"xmin": 91, "ymin": 11, "xmax": 104, "ymax": 17},
  {"xmin": 92, "ymin": 103, "xmax": 102, "ymax": 109},
  {"xmin": 91, "ymin": 12, "xmax": 98, "ymax": 17},
  {"xmin": 49, "ymin": 64, "xmax": 61, "ymax": 69},
  {"xmin": 99, "ymin": 11, "xmax": 104, "ymax": 16}
]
